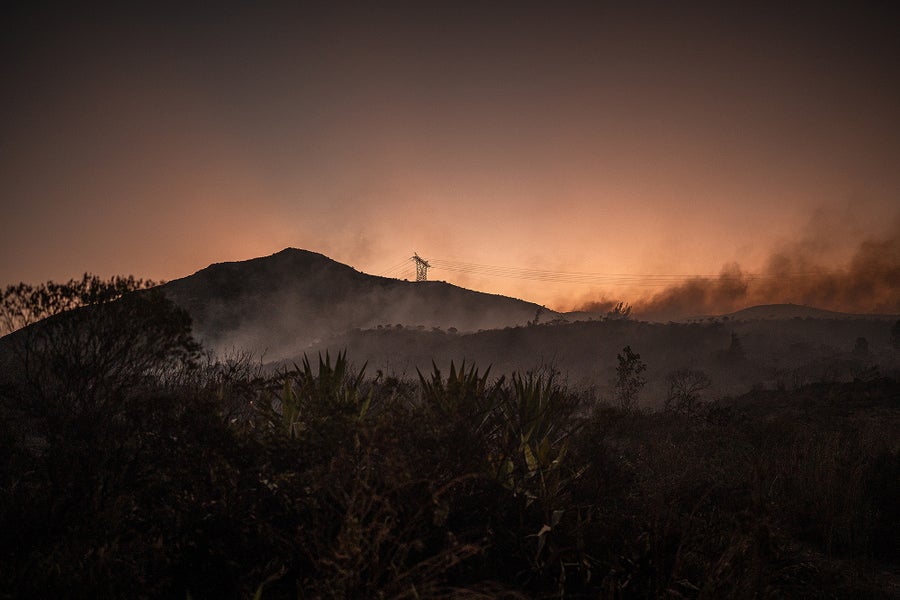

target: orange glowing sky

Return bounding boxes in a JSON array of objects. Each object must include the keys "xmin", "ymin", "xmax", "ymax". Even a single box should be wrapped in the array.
[{"xmin": 2, "ymin": 2, "xmax": 898, "ymax": 314}]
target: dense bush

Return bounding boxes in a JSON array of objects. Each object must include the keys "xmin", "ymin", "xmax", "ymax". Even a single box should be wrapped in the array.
[{"xmin": 2, "ymin": 284, "xmax": 898, "ymax": 597}]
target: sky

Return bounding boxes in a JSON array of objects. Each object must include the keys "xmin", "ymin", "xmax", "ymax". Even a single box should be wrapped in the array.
[{"xmin": 2, "ymin": 1, "xmax": 898, "ymax": 316}]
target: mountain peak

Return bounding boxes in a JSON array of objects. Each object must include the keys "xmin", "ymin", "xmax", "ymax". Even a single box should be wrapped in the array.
[
  {"xmin": 269, "ymin": 247, "xmax": 330, "ymax": 260},
  {"xmin": 162, "ymin": 249, "xmax": 545, "ymax": 358},
  {"xmin": 185, "ymin": 248, "xmax": 361, "ymax": 281}
]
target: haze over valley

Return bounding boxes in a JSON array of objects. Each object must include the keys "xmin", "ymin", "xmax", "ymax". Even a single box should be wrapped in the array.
[
  {"xmin": 160, "ymin": 248, "xmax": 551, "ymax": 358},
  {"xmin": 153, "ymin": 247, "xmax": 900, "ymax": 409}
]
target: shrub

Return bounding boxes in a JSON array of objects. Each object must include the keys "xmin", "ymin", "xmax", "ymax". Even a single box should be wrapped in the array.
[
  {"xmin": 614, "ymin": 345, "xmax": 647, "ymax": 411},
  {"xmin": 664, "ymin": 368, "xmax": 712, "ymax": 416}
]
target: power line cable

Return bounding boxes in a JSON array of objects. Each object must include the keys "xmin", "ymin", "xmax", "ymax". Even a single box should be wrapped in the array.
[
  {"xmin": 377, "ymin": 259, "xmax": 414, "ymax": 277},
  {"xmin": 377, "ymin": 257, "xmax": 841, "ymax": 287}
]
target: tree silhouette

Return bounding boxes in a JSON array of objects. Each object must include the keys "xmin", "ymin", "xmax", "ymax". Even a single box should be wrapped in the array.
[
  {"xmin": 605, "ymin": 302, "xmax": 633, "ymax": 321},
  {"xmin": 0, "ymin": 276, "xmax": 199, "ymax": 434},
  {"xmin": 614, "ymin": 345, "xmax": 646, "ymax": 411},
  {"xmin": 0, "ymin": 273, "xmax": 157, "ymax": 336},
  {"xmin": 665, "ymin": 368, "xmax": 712, "ymax": 416}
]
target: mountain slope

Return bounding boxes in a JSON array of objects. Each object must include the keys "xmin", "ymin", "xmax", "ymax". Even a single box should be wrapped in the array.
[
  {"xmin": 161, "ymin": 248, "xmax": 550, "ymax": 358},
  {"xmin": 724, "ymin": 303, "xmax": 893, "ymax": 321}
]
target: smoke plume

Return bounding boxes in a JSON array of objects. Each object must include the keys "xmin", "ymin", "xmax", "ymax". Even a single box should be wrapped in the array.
[{"xmin": 629, "ymin": 213, "xmax": 900, "ymax": 321}]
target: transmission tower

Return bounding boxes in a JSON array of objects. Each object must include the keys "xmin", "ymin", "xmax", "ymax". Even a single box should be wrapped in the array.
[{"xmin": 411, "ymin": 253, "xmax": 431, "ymax": 281}]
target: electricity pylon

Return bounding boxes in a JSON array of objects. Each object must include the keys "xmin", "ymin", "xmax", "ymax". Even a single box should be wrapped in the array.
[{"xmin": 411, "ymin": 253, "xmax": 430, "ymax": 281}]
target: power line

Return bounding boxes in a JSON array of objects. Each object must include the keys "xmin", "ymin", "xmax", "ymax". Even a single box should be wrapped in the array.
[
  {"xmin": 377, "ymin": 259, "xmax": 414, "ymax": 278},
  {"xmin": 377, "ymin": 256, "xmax": 840, "ymax": 287},
  {"xmin": 411, "ymin": 253, "xmax": 431, "ymax": 281},
  {"xmin": 429, "ymin": 259, "xmax": 723, "ymax": 286}
]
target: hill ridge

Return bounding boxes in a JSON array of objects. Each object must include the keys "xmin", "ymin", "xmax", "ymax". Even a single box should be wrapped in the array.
[
  {"xmin": 161, "ymin": 248, "xmax": 550, "ymax": 358},
  {"xmin": 723, "ymin": 303, "xmax": 895, "ymax": 321}
]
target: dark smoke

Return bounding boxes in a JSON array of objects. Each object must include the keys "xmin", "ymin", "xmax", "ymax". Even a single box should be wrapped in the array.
[
  {"xmin": 577, "ymin": 298, "xmax": 623, "ymax": 314},
  {"xmin": 629, "ymin": 214, "xmax": 900, "ymax": 321}
]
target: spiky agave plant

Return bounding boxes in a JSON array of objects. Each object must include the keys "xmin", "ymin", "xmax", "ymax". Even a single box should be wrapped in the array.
[
  {"xmin": 493, "ymin": 370, "xmax": 588, "ymax": 578},
  {"xmin": 504, "ymin": 369, "xmax": 569, "ymax": 446},
  {"xmin": 270, "ymin": 350, "xmax": 371, "ymax": 440},
  {"xmin": 413, "ymin": 360, "xmax": 508, "ymax": 483},
  {"xmin": 495, "ymin": 370, "xmax": 581, "ymax": 509},
  {"xmin": 296, "ymin": 350, "xmax": 371, "ymax": 420},
  {"xmin": 417, "ymin": 360, "xmax": 503, "ymax": 436}
]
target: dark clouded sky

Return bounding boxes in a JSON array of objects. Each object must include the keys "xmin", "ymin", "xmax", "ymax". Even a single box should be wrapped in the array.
[{"xmin": 2, "ymin": 1, "xmax": 898, "ymax": 314}]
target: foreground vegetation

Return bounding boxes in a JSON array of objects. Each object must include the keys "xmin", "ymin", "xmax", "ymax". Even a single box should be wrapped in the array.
[{"xmin": 1, "ymin": 279, "xmax": 899, "ymax": 598}]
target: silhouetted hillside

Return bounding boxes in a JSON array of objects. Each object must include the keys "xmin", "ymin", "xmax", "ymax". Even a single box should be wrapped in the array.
[
  {"xmin": 155, "ymin": 249, "xmax": 899, "ymax": 398},
  {"xmin": 301, "ymin": 316, "xmax": 900, "ymax": 406},
  {"xmin": 161, "ymin": 249, "xmax": 551, "ymax": 358},
  {"xmin": 722, "ymin": 303, "xmax": 894, "ymax": 321}
]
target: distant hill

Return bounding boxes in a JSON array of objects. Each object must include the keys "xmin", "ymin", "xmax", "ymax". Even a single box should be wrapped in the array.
[
  {"xmin": 5, "ymin": 256, "xmax": 897, "ymax": 405},
  {"xmin": 296, "ymin": 309, "xmax": 900, "ymax": 402},
  {"xmin": 160, "ymin": 249, "xmax": 552, "ymax": 358},
  {"xmin": 720, "ymin": 303, "xmax": 897, "ymax": 321}
]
